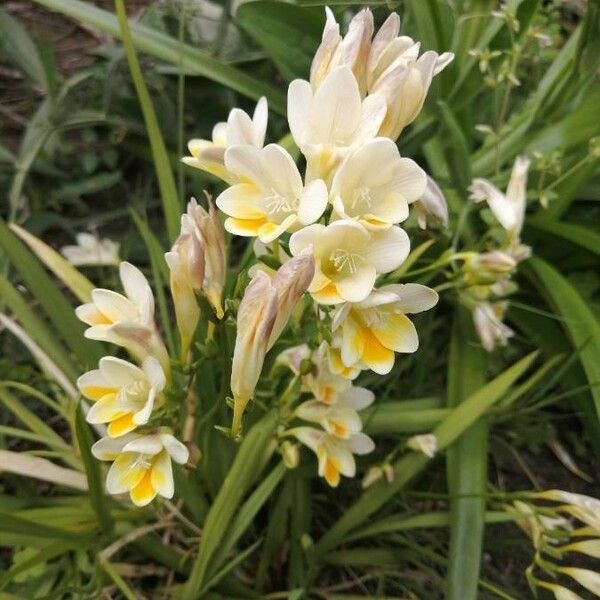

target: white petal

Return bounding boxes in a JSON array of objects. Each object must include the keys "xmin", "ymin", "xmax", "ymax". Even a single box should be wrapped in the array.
[
  {"xmin": 142, "ymin": 356, "xmax": 166, "ymax": 392},
  {"xmin": 91, "ymin": 434, "xmax": 135, "ymax": 461},
  {"xmin": 119, "ymin": 262, "xmax": 151, "ymax": 310},
  {"xmin": 122, "ymin": 434, "xmax": 163, "ymax": 456},
  {"xmin": 287, "ymin": 79, "xmax": 313, "ymax": 147},
  {"xmin": 261, "ymin": 144, "xmax": 303, "ymax": 197},
  {"xmin": 336, "ymin": 264, "xmax": 377, "ymax": 303},
  {"xmin": 252, "ymin": 97, "xmax": 269, "ymax": 147},
  {"xmin": 151, "ymin": 450, "xmax": 175, "ymax": 499},
  {"xmin": 289, "ymin": 223, "xmax": 325, "ymax": 256},
  {"xmin": 378, "ymin": 283, "xmax": 439, "ymax": 313},
  {"xmin": 91, "ymin": 289, "xmax": 138, "ymax": 322},
  {"xmin": 99, "ymin": 356, "xmax": 144, "ymax": 386},
  {"xmin": 337, "ymin": 386, "xmax": 374, "ymax": 410},
  {"xmin": 160, "ymin": 433, "xmax": 189, "ymax": 464},
  {"xmin": 365, "ymin": 226, "xmax": 410, "ymax": 273},
  {"xmin": 298, "ymin": 179, "xmax": 328, "ymax": 225},
  {"xmin": 346, "ymin": 432, "xmax": 375, "ymax": 454}
]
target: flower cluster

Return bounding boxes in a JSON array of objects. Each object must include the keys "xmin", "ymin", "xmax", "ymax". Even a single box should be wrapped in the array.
[
  {"xmin": 183, "ymin": 7, "xmax": 448, "ymax": 484},
  {"xmin": 460, "ymin": 155, "xmax": 531, "ymax": 351},
  {"xmin": 510, "ymin": 490, "xmax": 600, "ymax": 599}
]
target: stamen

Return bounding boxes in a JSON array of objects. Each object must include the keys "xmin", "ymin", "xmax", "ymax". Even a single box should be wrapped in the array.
[
  {"xmin": 264, "ymin": 188, "xmax": 296, "ymax": 215},
  {"xmin": 331, "ymin": 249, "xmax": 363, "ymax": 274},
  {"xmin": 351, "ymin": 186, "xmax": 372, "ymax": 210}
]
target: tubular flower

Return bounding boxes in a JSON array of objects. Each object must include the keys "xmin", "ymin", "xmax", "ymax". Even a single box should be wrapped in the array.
[
  {"xmin": 330, "ymin": 138, "xmax": 426, "ymax": 229},
  {"xmin": 75, "ymin": 262, "xmax": 169, "ymax": 373},
  {"xmin": 288, "ymin": 67, "xmax": 386, "ymax": 182},
  {"xmin": 165, "ymin": 215, "xmax": 205, "ymax": 361},
  {"xmin": 290, "ymin": 427, "xmax": 374, "ymax": 487},
  {"xmin": 290, "ymin": 220, "xmax": 410, "ymax": 304},
  {"xmin": 414, "ymin": 175, "xmax": 449, "ymax": 230},
  {"xmin": 373, "ymin": 51, "xmax": 454, "ymax": 141},
  {"xmin": 310, "ymin": 7, "xmax": 373, "ymax": 94},
  {"xmin": 61, "ymin": 233, "xmax": 120, "ymax": 266},
  {"xmin": 469, "ymin": 155, "xmax": 531, "ymax": 238},
  {"xmin": 216, "ymin": 144, "xmax": 328, "ymax": 242},
  {"xmin": 332, "ymin": 283, "xmax": 439, "ymax": 374},
  {"xmin": 78, "ymin": 356, "xmax": 165, "ymax": 438},
  {"xmin": 472, "ymin": 301, "xmax": 514, "ymax": 352},
  {"xmin": 92, "ymin": 431, "xmax": 189, "ymax": 506},
  {"xmin": 230, "ymin": 254, "xmax": 314, "ymax": 436},
  {"xmin": 186, "ymin": 197, "xmax": 227, "ymax": 319},
  {"xmin": 182, "ymin": 97, "xmax": 268, "ymax": 184}
]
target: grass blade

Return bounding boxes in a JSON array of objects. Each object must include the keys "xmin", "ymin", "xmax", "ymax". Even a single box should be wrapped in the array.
[{"xmin": 114, "ymin": 0, "xmax": 180, "ymax": 242}]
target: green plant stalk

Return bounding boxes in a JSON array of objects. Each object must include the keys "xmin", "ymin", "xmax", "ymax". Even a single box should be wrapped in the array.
[
  {"xmin": 183, "ymin": 411, "xmax": 278, "ymax": 598},
  {"xmin": 313, "ymin": 351, "xmax": 537, "ymax": 559},
  {"xmin": 446, "ymin": 306, "xmax": 488, "ymax": 600},
  {"xmin": 114, "ymin": 0, "xmax": 180, "ymax": 242}
]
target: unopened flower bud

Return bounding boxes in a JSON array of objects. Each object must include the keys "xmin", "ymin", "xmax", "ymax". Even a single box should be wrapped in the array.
[
  {"xmin": 281, "ymin": 441, "xmax": 300, "ymax": 469},
  {"xmin": 407, "ymin": 433, "xmax": 438, "ymax": 458}
]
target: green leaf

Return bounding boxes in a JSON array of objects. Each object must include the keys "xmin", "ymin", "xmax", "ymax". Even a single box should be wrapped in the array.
[
  {"xmin": 236, "ymin": 2, "xmax": 323, "ymax": 82},
  {"xmin": 183, "ymin": 411, "xmax": 278, "ymax": 598},
  {"xmin": 527, "ymin": 217, "xmax": 600, "ymax": 257},
  {"xmin": 30, "ymin": 0, "xmax": 286, "ymax": 115},
  {"xmin": 0, "ymin": 8, "xmax": 46, "ymax": 88},
  {"xmin": 115, "ymin": 0, "xmax": 180, "ymax": 243},
  {"xmin": 74, "ymin": 403, "xmax": 113, "ymax": 532},
  {"xmin": 0, "ymin": 219, "xmax": 101, "ymax": 367},
  {"xmin": 526, "ymin": 257, "xmax": 600, "ymax": 424},
  {"xmin": 437, "ymin": 100, "xmax": 472, "ymax": 192},
  {"xmin": 445, "ymin": 307, "xmax": 488, "ymax": 600}
]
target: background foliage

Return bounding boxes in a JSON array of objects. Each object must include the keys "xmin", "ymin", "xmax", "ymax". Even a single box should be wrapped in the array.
[{"xmin": 0, "ymin": 0, "xmax": 599, "ymax": 598}]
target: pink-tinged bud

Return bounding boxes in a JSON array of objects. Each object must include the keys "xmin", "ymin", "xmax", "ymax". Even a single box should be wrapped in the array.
[
  {"xmin": 472, "ymin": 301, "xmax": 514, "ymax": 352},
  {"xmin": 165, "ymin": 215, "xmax": 205, "ymax": 361},
  {"xmin": 230, "ymin": 272, "xmax": 278, "ymax": 437},
  {"xmin": 187, "ymin": 196, "xmax": 227, "ymax": 319},
  {"xmin": 415, "ymin": 175, "xmax": 449, "ymax": 230}
]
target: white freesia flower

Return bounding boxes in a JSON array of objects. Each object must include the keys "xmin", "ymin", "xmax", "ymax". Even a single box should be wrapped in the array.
[
  {"xmin": 61, "ymin": 233, "xmax": 120, "ymax": 266},
  {"xmin": 216, "ymin": 144, "xmax": 328, "ymax": 242},
  {"xmin": 78, "ymin": 357, "xmax": 165, "ymax": 437},
  {"xmin": 230, "ymin": 254, "xmax": 314, "ymax": 436},
  {"xmin": 288, "ymin": 67, "xmax": 386, "ymax": 182},
  {"xmin": 75, "ymin": 262, "xmax": 169, "ymax": 372},
  {"xmin": 296, "ymin": 401, "xmax": 363, "ymax": 439},
  {"xmin": 414, "ymin": 175, "xmax": 449, "ymax": 230},
  {"xmin": 92, "ymin": 431, "xmax": 188, "ymax": 506},
  {"xmin": 332, "ymin": 283, "xmax": 438, "ymax": 374},
  {"xmin": 310, "ymin": 7, "xmax": 373, "ymax": 94},
  {"xmin": 291, "ymin": 426, "xmax": 374, "ymax": 487},
  {"xmin": 473, "ymin": 301, "xmax": 514, "ymax": 352},
  {"xmin": 182, "ymin": 97, "xmax": 268, "ymax": 183},
  {"xmin": 290, "ymin": 220, "xmax": 410, "ymax": 304},
  {"xmin": 330, "ymin": 137, "xmax": 426, "ymax": 229},
  {"xmin": 469, "ymin": 155, "xmax": 531, "ymax": 236},
  {"xmin": 165, "ymin": 214, "xmax": 205, "ymax": 360}
]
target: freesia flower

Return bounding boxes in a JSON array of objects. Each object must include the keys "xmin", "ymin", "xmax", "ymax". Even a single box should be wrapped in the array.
[
  {"xmin": 296, "ymin": 401, "xmax": 363, "ymax": 439},
  {"xmin": 61, "ymin": 233, "xmax": 120, "ymax": 266},
  {"xmin": 472, "ymin": 301, "xmax": 514, "ymax": 352},
  {"xmin": 327, "ymin": 345, "xmax": 362, "ymax": 380},
  {"xmin": 275, "ymin": 344, "xmax": 311, "ymax": 375},
  {"xmin": 75, "ymin": 262, "xmax": 169, "ymax": 373},
  {"xmin": 186, "ymin": 197, "xmax": 227, "ymax": 319},
  {"xmin": 216, "ymin": 144, "xmax": 328, "ymax": 242},
  {"xmin": 288, "ymin": 67, "xmax": 386, "ymax": 181},
  {"xmin": 372, "ymin": 44, "xmax": 454, "ymax": 141},
  {"xmin": 414, "ymin": 175, "xmax": 449, "ymax": 230},
  {"xmin": 230, "ymin": 254, "xmax": 314, "ymax": 436},
  {"xmin": 310, "ymin": 7, "xmax": 373, "ymax": 94},
  {"xmin": 78, "ymin": 356, "xmax": 165, "ymax": 437},
  {"xmin": 182, "ymin": 97, "xmax": 268, "ymax": 183},
  {"xmin": 165, "ymin": 215, "xmax": 205, "ymax": 360},
  {"xmin": 330, "ymin": 137, "xmax": 426, "ymax": 229},
  {"xmin": 290, "ymin": 220, "xmax": 410, "ymax": 304},
  {"xmin": 290, "ymin": 426, "xmax": 374, "ymax": 487},
  {"xmin": 332, "ymin": 283, "xmax": 439, "ymax": 374},
  {"xmin": 469, "ymin": 155, "xmax": 531, "ymax": 237},
  {"xmin": 92, "ymin": 431, "xmax": 188, "ymax": 506}
]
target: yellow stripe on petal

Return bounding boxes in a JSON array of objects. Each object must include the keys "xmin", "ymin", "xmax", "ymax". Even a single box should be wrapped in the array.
[
  {"xmin": 225, "ymin": 217, "xmax": 267, "ymax": 237},
  {"xmin": 107, "ymin": 413, "xmax": 137, "ymax": 438},
  {"xmin": 81, "ymin": 387, "xmax": 118, "ymax": 401},
  {"xmin": 359, "ymin": 324, "xmax": 395, "ymax": 374},
  {"xmin": 324, "ymin": 458, "xmax": 341, "ymax": 487},
  {"xmin": 330, "ymin": 421, "xmax": 349, "ymax": 439},
  {"xmin": 130, "ymin": 470, "xmax": 157, "ymax": 506},
  {"xmin": 312, "ymin": 282, "xmax": 343, "ymax": 305}
]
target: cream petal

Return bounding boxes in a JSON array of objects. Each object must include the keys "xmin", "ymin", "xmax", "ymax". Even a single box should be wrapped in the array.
[
  {"xmin": 298, "ymin": 179, "xmax": 328, "ymax": 225},
  {"xmin": 371, "ymin": 313, "xmax": 419, "ymax": 353},
  {"xmin": 122, "ymin": 434, "xmax": 163, "ymax": 456},
  {"xmin": 337, "ymin": 386, "xmax": 374, "ymax": 410},
  {"xmin": 469, "ymin": 178, "xmax": 516, "ymax": 231},
  {"xmin": 160, "ymin": 433, "xmax": 189, "ymax": 464},
  {"xmin": 91, "ymin": 433, "xmax": 138, "ymax": 461},
  {"xmin": 356, "ymin": 93, "xmax": 387, "ymax": 143},
  {"xmin": 365, "ymin": 226, "xmax": 410, "ymax": 273},
  {"xmin": 227, "ymin": 108, "xmax": 258, "ymax": 146},
  {"xmin": 106, "ymin": 453, "xmax": 147, "ymax": 494},
  {"xmin": 120, "ymin": 262, "xmax": 151, "ymax": 311},
  {"xmin": 289, "ymin": 223, "xmax": 325, "ymax": 256},
  {"xmin": 216, "ymin": 183, "xmax": 265, "ymax": 219},
  {"xmin": 379, "ymin": 283, "xmax": 439, "ymax": 313},
  {"xmin": 151, "ymin": 450, "xmax": 175, "ymax": 498},
  {"xmin": 346, "ymin": 432, "xmax": 375, "ymax": 454},
  {"xmin": 142, "ymin": 357, "xmax": 166, "ymax": 391},
  {"xmin": 76, "ymin": 303, "xmax": 110, "ymax": 327},
  {"xmin": 296, "ymin": 400, "xmax": 330, "ymax": 422},
  {"xmin": 340, "ymin": 315, "xmax": 365, "ymax": 367},
  {"xmin": 258, "ymin": 215, "xmax": 298, "ymax": 244},
  {"xmin": 261, "ymin": 144, "xmax": 303, "ymax": 197},
  {"xmin": 252, "ymin": 97, "xmax": 268, "ymax": 147},
  {"xmin": 335, "ymin": 264, "xmax": 377, "ymax": 303},
  {"xmin": 86, "ymin": 394, "xmax": 126, "ymax": 424},
  {"xmin": 99, "ymin": 356, "xmax": 144, "ymax": 386},
  {"xmin": 91, "ymin": 289, "xmax": 138, "ymax": 322},
  {"xmin": 287, "ymin": 78, "xmax": 313, "ymax": 147},
  {"xmin": 77, "ymin": 369, "xmax": 116, "ymax": 401},
  {"xmin": 132, "ymin": 388, "xmax": 155, "ymax": 426},
  {"xmin": 224, "ymin": 145, "xmax": 271, "ymax": 190},
  {"xmin": 291, "ymin": 426, "xmax": 325, "ymax": 453}
]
